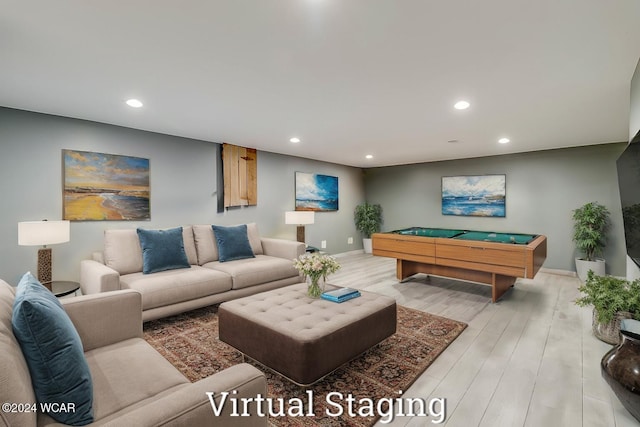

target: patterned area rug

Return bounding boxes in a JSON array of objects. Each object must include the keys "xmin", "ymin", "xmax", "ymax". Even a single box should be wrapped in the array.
[{"xmin": 144, "ymin": 304, "xmax": 466, "ymax": 426}]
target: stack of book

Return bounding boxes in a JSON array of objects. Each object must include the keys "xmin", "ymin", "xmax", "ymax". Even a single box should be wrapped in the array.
[{"xmin": 321, "ymin": 287, "xmax": 361, "ymax": 303}]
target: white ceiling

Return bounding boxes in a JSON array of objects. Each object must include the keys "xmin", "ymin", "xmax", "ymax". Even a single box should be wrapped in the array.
[{"xmin": 2, "ymin": 1, "xmax": 640, "ymax": 167}]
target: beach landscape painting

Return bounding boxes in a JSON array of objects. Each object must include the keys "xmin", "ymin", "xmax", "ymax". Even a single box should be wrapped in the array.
[
  {"xmin": 295, "ymin": 172, "xmax": 338, "ymax": 211},
  {"xmin": 442, "ymin": 175, "xmax": 506, "ymax": 217},
  {"xmin": 63, "ymin": 150, "xmax": 150, "ymax": 221}
]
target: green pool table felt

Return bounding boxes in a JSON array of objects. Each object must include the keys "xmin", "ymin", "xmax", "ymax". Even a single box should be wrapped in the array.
[
  {"xmin": 453, "ymin": 231, "xmax": 536, "ymax": 244},
  {"xmin": 391, "ymin": 227, "xmax": 537, "ymax": 244},
  {"xmin": 393, "ymin": 227, "xmax": 466, "ymax": 238}
]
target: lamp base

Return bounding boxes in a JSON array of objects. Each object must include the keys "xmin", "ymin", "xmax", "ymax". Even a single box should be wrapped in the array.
[
  {"xmin": 296, "ymin": 226, "xmax": 306, "ymax": 244},
  {"xmin": 37, "ymin": 247, "xmax": 53, "ymax": 290}
]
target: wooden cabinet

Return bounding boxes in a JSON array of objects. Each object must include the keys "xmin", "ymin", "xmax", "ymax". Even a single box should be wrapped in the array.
[{"xmin": 222, "ymin": 143, "xmax": 257, "ymax": 208}]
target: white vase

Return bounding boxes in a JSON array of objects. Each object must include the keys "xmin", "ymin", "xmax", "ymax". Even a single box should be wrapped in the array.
[
  {"xmin": 363, "ymin": 238, "xmax": 373, "ymax": 254},
  {"xmin": 575, "ymin": 257, "xmax": 606, "ymax": 281}
]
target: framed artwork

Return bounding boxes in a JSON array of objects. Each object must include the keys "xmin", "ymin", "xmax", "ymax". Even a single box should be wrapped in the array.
[
  {"xmin": 441, "ymin": 174, "xmax": 506, "ymax": 217},
  {"xmin": 295, "ymin": 172, "xmax": 339, "ymax": 211},
  {"xmin": 63, "ymin": 149, "xmax": 150, "ymax": 221}
]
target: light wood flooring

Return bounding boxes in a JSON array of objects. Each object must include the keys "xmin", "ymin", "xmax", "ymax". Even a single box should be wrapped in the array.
[{"xmin": 329, "ymin": 251, "xmax": 639, "ymax": 427}]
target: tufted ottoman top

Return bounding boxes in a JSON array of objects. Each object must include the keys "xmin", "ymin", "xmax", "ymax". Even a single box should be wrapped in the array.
[
  {"xmin": 220, "ymin": 283, "xmax": 395, "ymax": 341},
  {"xmin": 218, "ymin": 282, "xmax": 397, "ymax": 385}
]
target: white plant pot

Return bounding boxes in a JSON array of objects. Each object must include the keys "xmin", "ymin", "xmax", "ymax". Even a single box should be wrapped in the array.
[
  {"xmin": 575, "ymin": 257, "xmax": 606, "ymax": 281},
  {"xmin": 363, "ymin": 238, "xmax": 373, "ymax": 254}
]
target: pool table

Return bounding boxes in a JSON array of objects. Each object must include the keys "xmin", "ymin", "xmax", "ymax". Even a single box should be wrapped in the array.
[{"xmin": 372, "ymin": 227, "xmax": 547, "ymax": 302}]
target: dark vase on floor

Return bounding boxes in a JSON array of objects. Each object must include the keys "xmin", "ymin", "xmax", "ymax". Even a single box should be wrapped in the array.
[{"xmin": 601, "ymin": 320, "xmax": 640, "ymax": 421}]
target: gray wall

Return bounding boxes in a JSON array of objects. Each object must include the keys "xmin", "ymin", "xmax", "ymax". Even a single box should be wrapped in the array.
[
  {"xmin": 242, "ymin": 150, "xmax": 366, "ymax": 254},
  {"xmin": 0, "ymin": 108, "xmax": 365, "ymax": 285},
  {"xmin": 1, "ymin": 106, "xmax": 630, "ymax": 283},
  {"xmin": 363, "ymin": 144, "xmax": 628, "ymax": 276}
]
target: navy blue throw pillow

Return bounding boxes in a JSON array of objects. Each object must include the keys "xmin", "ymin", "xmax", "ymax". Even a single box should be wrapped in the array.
[
  {"xmin": 212, "ymin": 224, "xmax": 256, "ymax": 262},
  {"xmin": 12, "ymin": 272, "xmax": 94, "ymax": 425},
  {"xmin": 137, "ymin": 227, "xmax": 191, "ymax": 274}
]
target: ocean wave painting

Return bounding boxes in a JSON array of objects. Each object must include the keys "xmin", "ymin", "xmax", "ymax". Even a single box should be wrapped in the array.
[
  {"xmin": 63, "ymin": 149, "xmax": 150, "ymax": 221},
  {"xmin": 295, "ymin": 172, "xmax": 338, "ymax": 211},
  {"xmin": 442, "ymin": 175, "xmax": 506, "ymax": 217}
]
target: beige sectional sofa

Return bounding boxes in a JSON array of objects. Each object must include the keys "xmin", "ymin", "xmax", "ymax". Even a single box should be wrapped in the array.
[
  {"xmin": 81, "ymin": 223, "xmax": 305, "ymax": 321},
  {"xmin": 0, "ymin": 279, "xmax": 267, "ymax": 427}
]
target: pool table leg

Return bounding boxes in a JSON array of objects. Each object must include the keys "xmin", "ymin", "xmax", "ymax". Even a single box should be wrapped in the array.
[
  {"xmin": 493, "ymin": 274, "xmax": 516, "ymax": 302},
  {"xmin": 397, "ymin": 259, "xmax": 421, "ymax": 281},
  {"xmin": 397, "ymin": 260, "xmax": 517, "ymax": 303}
]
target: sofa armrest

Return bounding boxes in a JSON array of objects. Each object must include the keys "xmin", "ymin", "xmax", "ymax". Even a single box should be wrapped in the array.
[
  {"xmin": 80, "ymin": 259, "xmax": 121, "ymax": 294},
  {"xmin": 261, "ymin": 237, "xmax": 305, "ymax": 260},
  {"xmin": 62, "ymin": 290, "xmax": 143, "ymax": 352},
  {"xmin": 99, "ymin": 363, "xmax": 268, "ymax": 427}
]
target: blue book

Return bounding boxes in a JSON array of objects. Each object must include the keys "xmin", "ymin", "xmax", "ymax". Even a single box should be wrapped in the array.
[{"xmin": 321, "ymin": 287, "xmax": 361, "ymax": 303}]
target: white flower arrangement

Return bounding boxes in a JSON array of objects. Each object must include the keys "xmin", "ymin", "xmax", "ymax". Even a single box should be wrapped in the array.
[
  {"xmin": 293, "ymin": 252, "xmax": 341, "ymax": 282},
  {"xmin": 293, "ymin": 253, "xmax": 341, "ymax": 297}
]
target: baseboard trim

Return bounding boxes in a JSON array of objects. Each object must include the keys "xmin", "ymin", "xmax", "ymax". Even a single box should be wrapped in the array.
[
  {"xmin": 540, "ymin": 267, "xmax": 576, "ymax": 277},
  {"xmin": 333, "ymin": 249, "xmax": 365, "ymax": 258}
]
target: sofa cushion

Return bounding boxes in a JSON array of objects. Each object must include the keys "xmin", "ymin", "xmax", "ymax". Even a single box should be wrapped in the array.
[
  {"xmin": 212, "ymin": 224, "xmax": 256, "ymax": 262},
  {"xmin": 193, "ymin": 224, "xmax": 219, "ymax": 265},
  {"xmin": 104, "ymin": 227, "xmax": 198, "ymax": 275},
  {"xmin": 205, "ymin": 255, "xmax": 299, "ymax": 290},
  {"xmin": 246, "ymin": 222, "xmax": 264, "ymax": 255},
  {"xmin": 137, "ymin": 227, "xmax": 191, "ymax": 274},
  {"xmin": 104, "ymin": 229, "xmax": 143, "ymax": 275},
  {"xmin": 11, "ymin": 273, "xmax": 94, "ymax": 425},
  {"xmin": 0, "ymin": 280, "xmax": 37, "ymax": 427},
  {"xmin": 181, "ymin": 225, "xmax": 199, "ymax": 265},
  {"xmin": 194, "ymin": 223, "xmax": 264, "ymax": 265},
  {"xmin": 120, "ymin": 266, "xmax": 232, "ymax": 310},
  {"xmin": 84, "ymin": 338, "xmax": 188, "ymax": 421}
]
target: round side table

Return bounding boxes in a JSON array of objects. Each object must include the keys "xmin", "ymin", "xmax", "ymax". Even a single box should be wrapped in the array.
[{"xmin": 49, "ymin": 281, "xmax": 80, "ymax": 298}]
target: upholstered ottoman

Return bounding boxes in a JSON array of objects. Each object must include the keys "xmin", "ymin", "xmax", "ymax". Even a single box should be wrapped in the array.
[{"xmin": 218, "ymin": 283, "xmax": 397, "ymax": 385}]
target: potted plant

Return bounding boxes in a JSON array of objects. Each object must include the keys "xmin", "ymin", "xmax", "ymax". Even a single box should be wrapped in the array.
[
  {"xmin": 572, "ymin": 201, "xmax": 610, "ymax": 281},
  {"xmin": 575, "ymin": 270, "xmax": 640, "ymax": 344},
  {"xmin": 354, "ymin": 203, "xmax": 383, "ymax": 253}
]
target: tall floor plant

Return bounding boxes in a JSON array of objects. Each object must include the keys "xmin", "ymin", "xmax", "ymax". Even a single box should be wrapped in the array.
[
  {"xmin": 354, "ymin": 203, "xmax": 382, "ymax": 253},
  {"xmin": 572, "ymin": 201, "xmax": 610, "ymax": 280}
]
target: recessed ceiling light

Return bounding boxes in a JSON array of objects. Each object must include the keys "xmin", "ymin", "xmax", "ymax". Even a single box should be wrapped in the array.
[
  {"xmin": 454, "ymin": 100, "xmax": 470, "ymax": 110},
  {"xmin": 365, "ymin": 154, "xmax": 373, "ymax": 159},
  {"xmin": 126, "ymin": 99, "xmax": 143, "ymax": 108},
  {"xmin": 289, "ymin": 137, "xmax": 301, "ymax": 143},
  {"xmin": 498, "ymin": 138, "xmax": 510, "ymax": 144}
]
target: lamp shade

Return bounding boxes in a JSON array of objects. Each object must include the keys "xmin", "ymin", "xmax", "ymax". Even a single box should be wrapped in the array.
[
  {"xmin": 285, "ymin": 211, "xmax": 315, "ymax": 225},
  {"xmin": 18, "ymin": 220, "xmax": 70, "ymax": 246}
]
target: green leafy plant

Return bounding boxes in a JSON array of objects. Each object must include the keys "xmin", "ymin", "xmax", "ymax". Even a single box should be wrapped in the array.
[
  {"xmin": 354, "ymin": 203, "xmax": 383, "ymax": 238},
  {"xmin": 575, "ymin": 270, "xmax": 640, "ymax": 324},
  {"xmin": 572, "ymin": 201, "xmax": 610, "ymax": 261}
]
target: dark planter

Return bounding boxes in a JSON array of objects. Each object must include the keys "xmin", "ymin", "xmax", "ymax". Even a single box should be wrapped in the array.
[
  {"xmin": 593, "ymin": 310, "xmax": 633, "ymax": 345},
  {"xmin": 601, "ymin": 325, "xmax": 640, "ymax": 421}
]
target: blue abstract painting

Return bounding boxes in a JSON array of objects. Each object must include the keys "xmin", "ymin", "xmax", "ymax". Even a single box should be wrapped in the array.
[
  {"xmin": 442, "ymin": 175, "xmax": 506, "ymax": 217},
  {"xmin": 295, "ymin": 172, "xmax": 339, "ymax": 211}
]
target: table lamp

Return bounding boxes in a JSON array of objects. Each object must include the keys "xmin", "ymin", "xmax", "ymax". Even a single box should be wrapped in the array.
[
  {"xmin": 18, "ymin": 220, "xmax": 70, "ymax": 289},
  {"xmin": 285, "ymin": 211, "xmax": 315, "ymax": 244}
]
